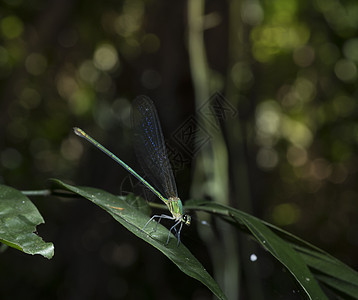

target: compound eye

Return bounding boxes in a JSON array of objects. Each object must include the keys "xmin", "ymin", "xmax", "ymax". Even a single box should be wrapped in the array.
[{"xmin": 183, "ymin": 214, "xmax": 191, "ymax": 226}]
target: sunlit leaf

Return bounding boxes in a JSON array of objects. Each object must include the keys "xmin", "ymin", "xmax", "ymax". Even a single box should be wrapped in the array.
[{"xmin": 0, "ymin": 185, "xmax": 54, "ymax": 259}]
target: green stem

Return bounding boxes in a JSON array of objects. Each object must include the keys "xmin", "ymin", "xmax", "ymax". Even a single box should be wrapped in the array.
[
  {"xmin": 21, "ymin": 189, "xmax": 81, "ymax": 198},
  {"xmin": 21, "ymin": 190, "xmax": 51, "ymax": 196}
]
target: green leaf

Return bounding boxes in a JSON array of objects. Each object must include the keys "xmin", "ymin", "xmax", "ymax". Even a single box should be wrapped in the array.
[
  {"xmin": 251, "ymin": 214, "xmax": 358, "ymax": 299},
  {"xmin": 294, "ymin": 245, "xmax": 358, "ymax": 299},
  {"xmin": 0, "ymin": 185, "xmax": 54, "ymax": 259},
  {"xmin": 49, "ymin": 179, "xmax": 227, "ymax": 300},
  {"xmin": 185, "ymin": 200, "xmax": 329, "ymax": 300}
]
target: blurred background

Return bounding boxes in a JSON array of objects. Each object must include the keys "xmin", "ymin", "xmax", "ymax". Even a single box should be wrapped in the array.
[{"xmin": 1, "ymin": 0, "xmax": 358, "ymax": 299}]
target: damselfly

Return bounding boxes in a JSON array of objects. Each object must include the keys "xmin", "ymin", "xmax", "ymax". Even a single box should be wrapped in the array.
[{"xmin": 74, "ymin": 96, "xmax": 191, "ymax": 245}]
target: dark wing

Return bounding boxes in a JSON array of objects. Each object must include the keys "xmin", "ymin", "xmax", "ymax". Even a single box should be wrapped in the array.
[{"xmin": 131, "ymin": 95, "xmax": 178, "ymax": 199}]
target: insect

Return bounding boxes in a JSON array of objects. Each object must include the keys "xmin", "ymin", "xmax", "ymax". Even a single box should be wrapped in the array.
[{"xmin": 74, "ymin": 96, "xmax": 191, "ymax": 246}]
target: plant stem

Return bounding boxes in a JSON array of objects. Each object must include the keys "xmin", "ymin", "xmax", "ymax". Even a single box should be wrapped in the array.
[
  {"xmin": 21, "ymin": 190, "xmax": 51, "ymax": 196},
  {"xmin": 21, "ymin": 189, "xmax": 81, "ymax": 198}
]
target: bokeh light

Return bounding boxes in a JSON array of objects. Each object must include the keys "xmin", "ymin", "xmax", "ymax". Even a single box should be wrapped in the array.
[
  {"xmin": 25, "ymin": 53, "xmax": 48, "ymax": 75},
  {"xmin": 334, "ymin": 59, "xmax": 357, "ymax": 82},
  {"xmin": 93, "ymin": 43, "xmax": 119, "ymax": 72},
  {"xmin": 0, "ymin": 15, "xmax": 23, "ymax": 39}
]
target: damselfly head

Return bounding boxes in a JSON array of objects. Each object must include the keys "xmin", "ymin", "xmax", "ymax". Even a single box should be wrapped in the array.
[{"xmin": 182, "ymin": 214, "xmax": 191, "ymax": 226}]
